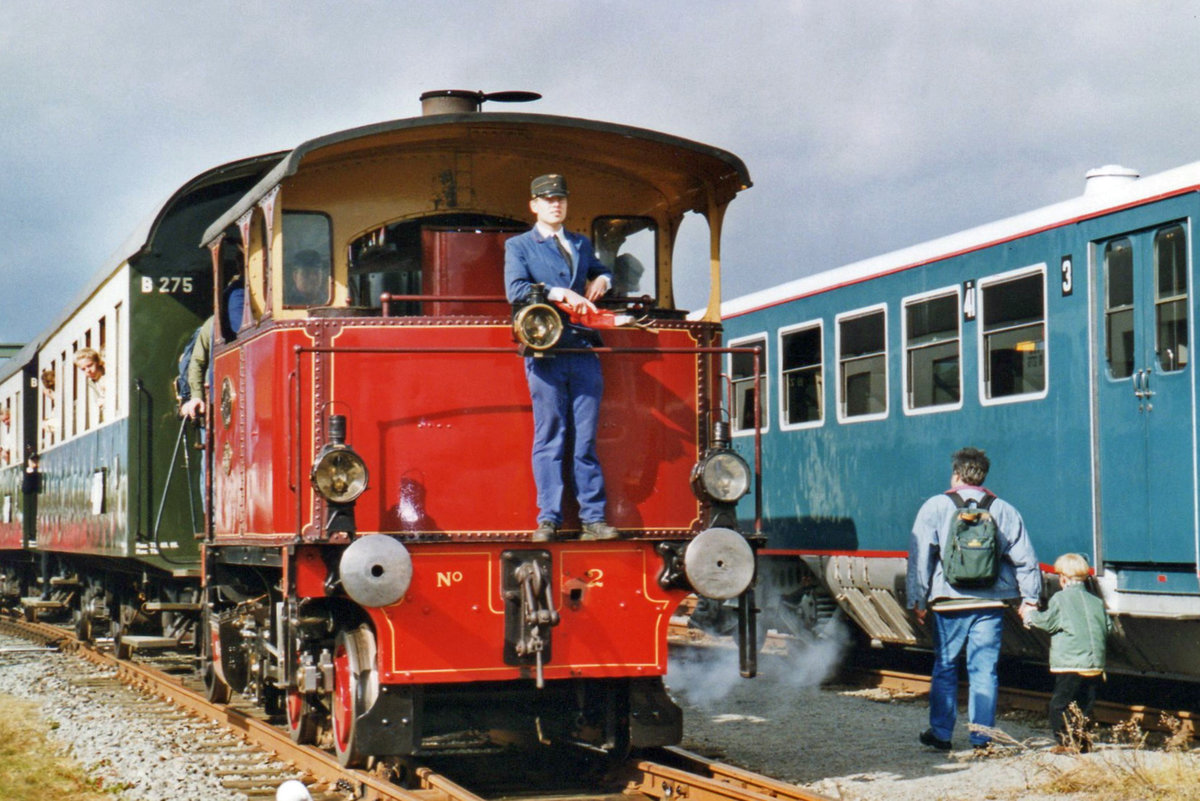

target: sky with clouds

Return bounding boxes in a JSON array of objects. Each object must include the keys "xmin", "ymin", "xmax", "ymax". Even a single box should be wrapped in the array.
[{"xmin": 2, "ymin": 1, "xmax": 1200, "ymax": 341}]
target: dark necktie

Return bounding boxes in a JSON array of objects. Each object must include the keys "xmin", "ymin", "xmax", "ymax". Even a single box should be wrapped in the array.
[{"xmin": 553, "ymin": 234, "xmax": 573, "ymax": 269}]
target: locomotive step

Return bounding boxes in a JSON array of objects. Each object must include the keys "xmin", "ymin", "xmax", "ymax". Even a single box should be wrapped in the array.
[
  {"xmin": 143, "ymin": 602, "xmax": 202, "ymax": 613},
  {"xmin": 118, "ymin": 636, "xmax": 180, "ymax": 651},
  {"xmin": 20, "ymin": 597, "xmax": 67, "ymax": 609}
]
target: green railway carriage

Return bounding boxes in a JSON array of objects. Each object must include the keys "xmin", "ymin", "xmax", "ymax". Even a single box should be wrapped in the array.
[
  {"xmin": 0, "ymin": 341, "xmax": 42, "ymax": 561},
  {"xmin": 0, "ymin": 154, "xmax": 282, "ymax": 646}
]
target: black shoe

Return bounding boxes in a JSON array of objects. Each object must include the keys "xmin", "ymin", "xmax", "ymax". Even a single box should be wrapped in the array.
[
  {"xmin": 580, "ymin": 521, "xmax": 621, "ymax": 541},
  {"xmin": 531, "ymin": 520, "xmax": 559, "ymax": 542},
  {"xmin": 920, "ymin": 729, "xmax": 952, "ymax": 751}
]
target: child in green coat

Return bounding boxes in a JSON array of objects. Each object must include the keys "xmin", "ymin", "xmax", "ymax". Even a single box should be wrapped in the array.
[{"xmin": 1022, "ymin": 553, "xmax": 1112, "ymax": 748}]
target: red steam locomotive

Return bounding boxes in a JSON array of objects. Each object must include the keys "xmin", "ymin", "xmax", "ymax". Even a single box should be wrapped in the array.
[{"xmin": 0, "ymin": 89, "xmax": 758, "ymax": 767}]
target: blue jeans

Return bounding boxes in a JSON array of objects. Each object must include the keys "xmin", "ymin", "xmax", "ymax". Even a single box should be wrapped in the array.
[
  {"xmin": 525, "ymin": 352, "xmax": 606, "ymax": 525},
  {"xmin": 929, "ymin": 607, "xmax": 1003, "ymax": 746}
]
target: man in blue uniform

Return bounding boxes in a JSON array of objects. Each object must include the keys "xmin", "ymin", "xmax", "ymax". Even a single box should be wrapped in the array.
[{"xmin": 504, "ymin": 173, "xmax": 620, "ymax": 542}]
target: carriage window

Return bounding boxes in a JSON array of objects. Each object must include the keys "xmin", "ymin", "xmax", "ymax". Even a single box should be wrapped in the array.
[
  {"xmin": 982, "ymin": 271, "xmax": 1045, "ymax": 399},
  {"xmin": 594, "ymin": 217, "xmax": 656, "ymax": 300},
  {"xmin": 905, "ymin": 292, "xmax": 960, "ymax": 410},
  {"xmin": 781, "ymin": 324, "xmax": 822, "ymax": 426},
  {"xmin": 1104, "ymin": 238, "xmax": 1134, "ymax": 379},
  {"xmin": 838, "ymin": 308, "xmax": 887, "ymax": 420},
  {"xmin": 282, "ymin": 212, "xmax": 332, "ymax": 308},
  {"xmin": 1155, "ymin": 225, "xmax": 1188, "ymax": 372},
  {"xmin": 730, "ymin": 336, "xmax": 766, "ymax": 434}
]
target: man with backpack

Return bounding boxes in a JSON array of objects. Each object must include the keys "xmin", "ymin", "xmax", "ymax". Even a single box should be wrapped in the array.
[{"xmin": 906, "ymin": 447, "xmax": 1042, "ymax": 751}]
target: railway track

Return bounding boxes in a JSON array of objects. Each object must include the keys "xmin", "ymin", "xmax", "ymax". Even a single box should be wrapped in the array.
[
  {"xmin": 0, "ymin": 613, "xmax": 837, "ymax": 801},
  {"xmin": 844, "ymin": 665, "xmax": 1197, "ymax": 739}
]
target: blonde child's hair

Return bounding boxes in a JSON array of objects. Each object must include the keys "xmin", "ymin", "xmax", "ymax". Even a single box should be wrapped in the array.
[{"xmin": 1054, "ymin": 552, "xmax": 1091, "ymax": 580}]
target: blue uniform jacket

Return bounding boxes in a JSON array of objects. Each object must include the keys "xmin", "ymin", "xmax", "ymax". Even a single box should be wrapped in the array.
[
  {"xmin": 906, "ymin": 485, "xmax": 1042, "ymax": 611},
  {"xmin": 504, "ymin": 227, "xmax": 612, "ymax": 349},
  {"xmin": 504, "ymin": 226, "xmax": 609, "ymax": 303}
]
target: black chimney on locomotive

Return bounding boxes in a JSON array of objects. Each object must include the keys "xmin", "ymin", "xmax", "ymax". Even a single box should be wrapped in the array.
[{"xmin": 419, "ymin": 89, "xmax": 542, "ymax": 116}]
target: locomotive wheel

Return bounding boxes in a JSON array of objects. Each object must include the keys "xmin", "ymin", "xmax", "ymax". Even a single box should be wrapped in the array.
[
  {"xmin": 109, "ymin": 619, "xmax": 133, "ymax": 660},
  {"xmin": 286, "ymin": 684, "xmax": 319, "ymax": 744},
  {"xmin": 286, "ymin": 644, "xmax": 319, "ymax": 744},
  {"xmin": 331, "ymin": 625, "xmax": 378, "ymax": 768},
  {"xmin": 203, "ymin": 660, "xmax": 232, "ymax": 704},
  {"xmin": 201, "ymin": 616, "xmax": 232, "ymax": 704},
  {"xmin": 74, "ymin": 611, "xmax": 93, "ymax": 645}
]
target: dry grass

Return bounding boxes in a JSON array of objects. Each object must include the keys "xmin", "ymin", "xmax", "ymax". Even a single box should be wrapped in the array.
[
  {"xmin": 0, "ymin": 694, "xmax": 116, "ymax": 800},
  {"xmin": 1030, "ymin": 712, "xmax": 1200, "ymax": 801}
]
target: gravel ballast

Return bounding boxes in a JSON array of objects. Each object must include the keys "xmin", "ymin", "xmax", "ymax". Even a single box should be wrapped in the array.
[{"xmin": 3, "ymin": 629, "xmax": 1197, "ymax": 801}]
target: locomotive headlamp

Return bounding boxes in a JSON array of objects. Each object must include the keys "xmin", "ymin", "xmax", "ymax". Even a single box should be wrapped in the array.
[
  {"xmin": 512, "ymin": 284, "xmax": 563, "ymax": 351},
  {"xmin": 692, "ymin": 450, "xmax": 752, "ymax": 503},
  {"xmin": 311, "ymin": 415, "xmax": 368, "ymax": 504},
  {"xmin": 691, "ymin": 419, "xmax": 751, "ymax": 504}
]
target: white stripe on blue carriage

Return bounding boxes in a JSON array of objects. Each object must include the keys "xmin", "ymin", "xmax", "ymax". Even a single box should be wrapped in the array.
[{"xmin": 724, "ymin": 162, "xmax": 1200, "ymax": 318}]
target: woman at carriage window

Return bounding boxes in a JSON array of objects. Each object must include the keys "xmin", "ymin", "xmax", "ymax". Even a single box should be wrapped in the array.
[
  {"xmin": 39, "ymin": 368, "xmax": 57, "ymax": 443},
  {"xmin": 74, "ymin": 347, "xmax": 106, "ymax": 423},
  {"xmin": 0, "ymin": 405, "xmax": 10, "ymax": 465}
]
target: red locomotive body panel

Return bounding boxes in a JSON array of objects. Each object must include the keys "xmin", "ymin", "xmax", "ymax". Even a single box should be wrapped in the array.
[
  {"xmin": 211, "ymin": 326, "xmax": 316, "ymax": 540},
  {"xmin": 210, "ymin": 321, "xmax": 706, "ymax": 539},
  {"xmin": 324, "ymin": 323, "xmax": 704, "ymax": 536},
  {"xmin": 291, "ymin": 541, "xmax": 686, "ymax": 683}
]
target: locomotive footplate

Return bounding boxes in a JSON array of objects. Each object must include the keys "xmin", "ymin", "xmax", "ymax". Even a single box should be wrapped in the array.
[{"xmin": 501, "ymin": 550, "xmax": 560, "ymax": 687}]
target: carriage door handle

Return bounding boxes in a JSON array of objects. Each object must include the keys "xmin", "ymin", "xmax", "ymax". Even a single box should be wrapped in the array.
[{"xmin": 1134, "ymin": 369, "xmax": 1145, "ymax": 399}]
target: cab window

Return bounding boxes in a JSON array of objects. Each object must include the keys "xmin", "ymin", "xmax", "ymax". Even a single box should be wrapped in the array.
[
  {"xmin": 593, "ymin": 217, "xmax": 656, "ymax": 300},
  {"xmin": 282, "ymin": 212, "xmax": 332, "ymax": 308}
]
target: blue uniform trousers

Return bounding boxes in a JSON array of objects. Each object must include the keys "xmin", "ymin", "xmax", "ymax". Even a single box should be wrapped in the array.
[
  {"xmin": 524, "ymin": 351, "xmax": 606, "ymax": 525},
  {"xmin": 929, "ymin": 607, "xmax": 1004, "ymax": 746}
]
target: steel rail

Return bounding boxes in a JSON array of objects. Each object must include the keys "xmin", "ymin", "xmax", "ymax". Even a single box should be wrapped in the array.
[
  {"xmin": 843, "ymin": 666, "xmax": 1197, "ymax": 739},
  {"xmin": 631, "ymin": 748, "xmax": 834, "ymax": 801}
]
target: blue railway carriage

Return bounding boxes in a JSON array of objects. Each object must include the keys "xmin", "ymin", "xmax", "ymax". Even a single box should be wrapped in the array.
[{"xmin": 722, "ymin": 164, "xmax": 1200, "ymax": 682}]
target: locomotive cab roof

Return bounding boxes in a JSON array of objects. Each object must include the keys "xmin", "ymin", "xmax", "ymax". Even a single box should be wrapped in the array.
[{"xmin": 201, "ymin": 108, "xmax": 751, "ymax": 320}]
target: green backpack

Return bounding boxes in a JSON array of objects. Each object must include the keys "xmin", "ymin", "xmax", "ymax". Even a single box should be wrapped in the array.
[{"xmin": 941, "ymin": 491, "xmax": 1001, "ymax": 588}]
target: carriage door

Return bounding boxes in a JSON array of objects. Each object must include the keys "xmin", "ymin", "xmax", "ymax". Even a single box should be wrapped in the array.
[{"xmin": 1095, "ymin": 223, "xmax": 1195, "ymax": 564}]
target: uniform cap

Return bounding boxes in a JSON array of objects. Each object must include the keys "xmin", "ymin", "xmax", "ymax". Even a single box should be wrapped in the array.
[{"xmin": 531, "ymin": 174, "xmax": 569, "ymax": 198}]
